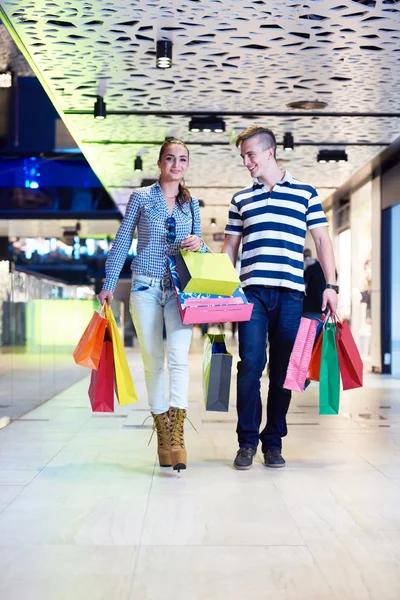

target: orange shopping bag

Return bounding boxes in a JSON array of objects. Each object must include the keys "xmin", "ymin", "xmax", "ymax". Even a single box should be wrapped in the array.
[{"xmin": 73, "ymin": 307, "xmax": 107, "ymax": 370}]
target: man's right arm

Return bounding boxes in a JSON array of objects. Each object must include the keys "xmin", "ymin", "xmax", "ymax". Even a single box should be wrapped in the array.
[{"xmin": 222, "ymin": 234, "xmax": 241, "ymax": 266}]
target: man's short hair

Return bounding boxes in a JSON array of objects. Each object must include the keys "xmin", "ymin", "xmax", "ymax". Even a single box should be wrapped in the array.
[
  {"xmin": 236, "ymin": 126, "xmax": 277, "ymax": 157},
  {"xmin": 303, "ymin": 248, "xmax": 312, "ymax": 259}
]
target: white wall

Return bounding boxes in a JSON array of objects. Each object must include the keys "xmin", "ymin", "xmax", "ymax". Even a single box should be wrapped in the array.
[{"xmin": 391, "ymin": 203, "xmax": 400, "ymax": 377}]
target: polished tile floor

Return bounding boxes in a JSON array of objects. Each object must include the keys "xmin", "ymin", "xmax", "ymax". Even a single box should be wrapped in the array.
[{"xmin": 1, "ymin": 329, "xmax": 400, "ymax": 599}]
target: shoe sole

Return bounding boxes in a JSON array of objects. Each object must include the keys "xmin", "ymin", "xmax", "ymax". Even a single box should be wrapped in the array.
[
  {"xmin": 264, "ymin": 463, "xmax": 285, "ymax": 468},
  {"xmin": 160, "ymin": 464, "xmax": 172, "ymax": 468},
  {"xmin": 233, "ymin": 463, "xmax": 253, "ymax": 470}
]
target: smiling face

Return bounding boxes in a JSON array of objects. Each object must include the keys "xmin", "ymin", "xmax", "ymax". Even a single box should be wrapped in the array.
[
  {"xmin": 239, "ymin": 134, "xmax": 275, "ymax": 181},
  {"xmin": 158, "ymin": 143, "xmax": 190, "ymax": 182}
]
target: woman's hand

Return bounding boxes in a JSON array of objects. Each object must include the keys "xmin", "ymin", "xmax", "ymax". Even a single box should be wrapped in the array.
[
  {"xmin": 181, "ymin": 235, "xmax": 202, "ymax": 252},
  {"xmin": 98, "ymin": 290, "xmax": 114, "ymax": 306}
]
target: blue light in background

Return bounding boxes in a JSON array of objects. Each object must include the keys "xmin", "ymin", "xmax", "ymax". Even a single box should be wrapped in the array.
[{"xmin": 23, "ymin": 157, "xmax": 41, "ymax": 189}]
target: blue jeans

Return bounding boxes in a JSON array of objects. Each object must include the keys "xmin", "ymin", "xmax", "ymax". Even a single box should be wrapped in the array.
[
  {"xmin": 129, "ymin": 275, "xmax": 192, "ymax": 415},
  {"xmin": 237, "ymin": 286, "xmax": 303, "ymax": 452}
]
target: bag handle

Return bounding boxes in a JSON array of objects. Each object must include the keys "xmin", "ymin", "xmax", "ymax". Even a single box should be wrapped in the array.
[
  {"xmin": 208, "ymin": 323, "xmax": 225, "ymax": 338},
  {"xmin": 189, "ymin": 201, "xmax": 212, "ymax": 253}
]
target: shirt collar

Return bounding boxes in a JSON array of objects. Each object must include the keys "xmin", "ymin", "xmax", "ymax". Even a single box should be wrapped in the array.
[{"xmin": 254, "ymin": 170, "xmax": 293, "ymax": 188}]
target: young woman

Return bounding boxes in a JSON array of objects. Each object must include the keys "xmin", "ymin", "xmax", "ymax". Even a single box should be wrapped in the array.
[{"xmin": 98, "ymin": 139, "xmax": 203, "ymax": 472}]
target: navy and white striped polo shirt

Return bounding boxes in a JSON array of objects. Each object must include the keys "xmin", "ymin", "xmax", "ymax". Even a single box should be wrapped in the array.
[{"xmin": 224, "ymin": 171, "xmax": 328, "ymax": 292}]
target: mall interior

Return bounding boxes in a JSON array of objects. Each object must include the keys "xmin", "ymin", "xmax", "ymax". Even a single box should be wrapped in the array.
[{"xmin": 1, "ymin": 2, "xmax": 400, "ymax": 599}]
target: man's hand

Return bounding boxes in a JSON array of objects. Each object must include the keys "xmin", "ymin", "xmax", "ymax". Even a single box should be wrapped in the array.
[
  {"xmin": 321, "ymin": 288, "xmax": 338, "ymax": 314},
  {"xmin": 98, "ymin": 290, "xmax": 113, "ymax": 306}
]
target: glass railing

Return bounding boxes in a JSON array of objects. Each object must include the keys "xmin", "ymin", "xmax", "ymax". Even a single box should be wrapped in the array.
[{"xmin": 0, "ymin": 261, "xmax": 123, "ymax": 422}]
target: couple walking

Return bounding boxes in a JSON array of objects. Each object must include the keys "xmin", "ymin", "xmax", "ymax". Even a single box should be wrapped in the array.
[{"xmin": 98, "ymin": 126, "xmax": 338, "ymax": 472}]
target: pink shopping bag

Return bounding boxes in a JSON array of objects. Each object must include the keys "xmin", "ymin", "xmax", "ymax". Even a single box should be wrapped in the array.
[{"xmin": 283, "ymin": 317, "xmax": 318, "ymax": 393}]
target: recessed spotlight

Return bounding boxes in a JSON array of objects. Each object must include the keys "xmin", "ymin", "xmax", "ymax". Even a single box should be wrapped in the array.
[
  {"xmin": 189, "ymin": 116, "xmax": 225, "ymax": 133},
  {"xmin": 317, "ymin": 150, "xmax": 348, "ymax": 163},
  {"xmin": 156, "ymin": 39, "xmax": 173, "ymax": 69},
  {"xmin": 94, "ymin": 96, "xmax": 106, "ymax": 119},
  {"xmin": 283, "ymin": 132, "xmax": 294, "ymax": 151},
  {"xmin": 210, "ymin": 218, "xmax": 217, "ymax": 228},
  {"xmin": 287, "ymin": 100, "xmax": 328, "ymax": 110}
]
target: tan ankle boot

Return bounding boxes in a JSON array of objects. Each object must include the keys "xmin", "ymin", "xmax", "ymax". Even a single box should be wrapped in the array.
[
  {"xmin": 151, "ymin": 412, "xmax": 172, "ymax": 467},
  {"xmin": 169, "ymin": 407, "xmax": 187, "ymax": 472}
]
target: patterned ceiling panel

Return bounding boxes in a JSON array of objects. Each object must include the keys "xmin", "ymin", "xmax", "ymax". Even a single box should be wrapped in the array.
[{"xmin": 1, "ymin": 0, "xmax": 399, "ymax": 215}]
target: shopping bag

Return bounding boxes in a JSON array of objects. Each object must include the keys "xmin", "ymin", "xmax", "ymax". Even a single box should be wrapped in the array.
[
  {"xmin": 203, "ymin": 333, "xmax": 232, "ymax": 412},
  {"xmin": 176, "ymin": 250, "xmax": 240, "ymax": 296},
  {"xmin": 283, "ymin": 317, "xmax": 318, "ymax": 392},
  {"xmin": 73, "ymin": 307, "xmax": 107, "ymax": 369},
  {"xmin": 168, "ymin": 255, "xmax": 253, "ymax": 324},
  {"xmin": 104, "ymin": 303, "xmax": 138, "ymax": 406},
  {"xmin": 319, "ymin": 322, "xmax": 340, "ymax": 415},
  {"xmin": 88, "ymin": 335, "xmax": 114, "ymax": 412},
  {"xmin": 336, "ymin": 319, "xmax": 363, "ymax": 390},
  {"xmin": 308, "ymin": 326, "xmax": 324, "ymax": 382}
]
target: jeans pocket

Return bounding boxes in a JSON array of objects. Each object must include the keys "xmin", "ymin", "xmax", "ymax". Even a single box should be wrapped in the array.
[
  {"xmin": 131, "ymin": 279, "xmax": 150, "ymax": 292},
  {"xmin": 289, "ymin": 290, "xmax": 304, "ymax": 302}
]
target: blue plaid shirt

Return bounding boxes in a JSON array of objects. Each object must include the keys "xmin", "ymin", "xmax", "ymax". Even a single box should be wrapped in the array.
[{"xmin": 103, "ymin": 182, "xmax": 204, "ymax": 291}]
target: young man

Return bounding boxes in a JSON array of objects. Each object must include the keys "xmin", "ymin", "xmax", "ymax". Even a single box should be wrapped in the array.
[{"xmin": 222, "ymin": 126, "xmax": 338, "ymax": 470}]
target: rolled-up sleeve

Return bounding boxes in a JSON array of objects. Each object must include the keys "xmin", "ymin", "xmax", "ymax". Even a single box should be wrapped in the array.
[{"xmin": 103, "ymin": 192, "xmax": 140, "ymax": 291}]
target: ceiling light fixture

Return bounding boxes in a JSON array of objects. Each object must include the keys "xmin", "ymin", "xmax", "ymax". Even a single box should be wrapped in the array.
[
  {"xmin": 0, "ymin": 71, "xmax": 13, "ymax": 88},
  {"xmin": 134, "ymin": 156, "xmax": 143, "ymax": 172},
  {"xmin": 156, "ymin": 39, "xmax": 173, "ymax": 69},
  {"xmin": 287, "ymin": 100, "xmax": 328, "ymax": 110},
  {"xmin": 317, "ymin": 150, "xmax": 348, "ymax": 164},
  {"xmin": 210, "ymin": 218, "xmax": 217, "ymax": 228},
  {"xmin": 283, "ymin": 132, "xmax": 294, "ymax": 151},
  {"xmin": 94, "ymin": 96, "xmax": 106, "ymax": 119},
  {"xmin": 189, "ymin": 116, "xmax": 226, "ymax": 133}
]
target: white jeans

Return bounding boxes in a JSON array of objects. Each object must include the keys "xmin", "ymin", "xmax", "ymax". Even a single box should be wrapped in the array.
[{"xmin": 129, "ymin": 275, "xmax": 193, "ymax": 415}]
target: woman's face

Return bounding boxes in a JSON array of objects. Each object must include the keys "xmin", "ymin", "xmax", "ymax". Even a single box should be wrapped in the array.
[{"xmin": 158, "ymin": 144, "xmax": 189, "ymax": 182}]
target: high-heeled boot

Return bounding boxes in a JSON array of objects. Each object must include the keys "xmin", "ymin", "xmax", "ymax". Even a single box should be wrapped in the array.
[
  {"xmin": 151, "ymin": 412, "xmax": 172, "ymax": 467},
  {"xmin": 169, "ymin": 407, "xmax": 187, "ymax": 472}
]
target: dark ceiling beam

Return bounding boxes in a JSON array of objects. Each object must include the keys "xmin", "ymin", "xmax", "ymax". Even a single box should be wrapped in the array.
[
  {"xmin": 81, "ymin": 140, "xmax": 391, "ymax": 147},
  {"xmin": 65, "ymin": 110, "xmax": 400, "ymax": 118}
]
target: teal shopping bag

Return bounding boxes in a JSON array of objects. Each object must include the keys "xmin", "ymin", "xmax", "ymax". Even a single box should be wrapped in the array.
[{"xmin": 319, "ymin": 322, "xmax": 340, "ymax": 415}]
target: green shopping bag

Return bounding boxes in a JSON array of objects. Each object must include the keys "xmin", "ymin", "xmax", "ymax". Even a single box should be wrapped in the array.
[
  {"xmin": 319, "ymin": 322, "xmax": 340, "ymax": 415},
  {"xmin": 203, "ymin": 333, "xmax": 232, "ymax": 412},
  {"xmin": 176, "ymin": 250, "xmax": 240, "ymax": 296}
]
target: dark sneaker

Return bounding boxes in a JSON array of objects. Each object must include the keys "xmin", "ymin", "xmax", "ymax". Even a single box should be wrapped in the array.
[
  {"xmin": 264, "ymin": 449, "xmax": 285, "ymax": 468},
  {"xmin": 233, "ymin": 447, "xmax": 256, "ymax": 470}
]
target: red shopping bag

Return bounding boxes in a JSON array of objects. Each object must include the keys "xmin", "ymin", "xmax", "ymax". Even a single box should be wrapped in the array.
[
  {"xmin": 283, "ymin": 317, "xmax": 318, "ymax": 392},
  {"xmin": 88, "ymin": 332, "xmax": 115, "ymax": 412},
  {"xmin": 336, "ymin": 320, "xmax": 363, "ymax": 390},
  {"xmin": 73, "ymin": 308, "xmax": 107, "ymax": 370},
  {"xmin": 308, "ymin": 327, "xmax": 324, "ymax": 381}
]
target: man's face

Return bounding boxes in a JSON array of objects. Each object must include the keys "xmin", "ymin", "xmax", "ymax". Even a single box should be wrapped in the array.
[{"xmin": 240, "ymin": 135, "xmax": 274, "ymax": 180}]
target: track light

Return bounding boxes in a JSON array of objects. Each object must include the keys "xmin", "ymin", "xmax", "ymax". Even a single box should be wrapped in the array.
[
  {"xmin": 283, "ymin": 132, "xmax": 294, "ymax": 151},
  {"xmin": 317, "ymin": 150, "xmax": 348, "ymax": 164},
  {"xmin": 134, "ymin": 156, "xmax": 143, "ymax": 172},
  {"xmin": 189, "ymin": 116, "xmax": 226, "ymax": 133},
  {"xmin": 94, "ymin": 96, "xmax": 106, "ymax": 119},
  {"xmin": 156, "ymin": 39, "xmax": 173, "ymax": 69},
  {"xmin": 210, "ymin": 218, "xmax": 217, "ymax": 228}
]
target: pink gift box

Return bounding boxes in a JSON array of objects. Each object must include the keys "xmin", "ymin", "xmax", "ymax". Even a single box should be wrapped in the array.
[{"xmin": 168, "ymin": 256, "xmax": 253, "ymax": 325}]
